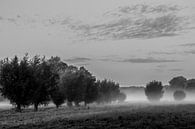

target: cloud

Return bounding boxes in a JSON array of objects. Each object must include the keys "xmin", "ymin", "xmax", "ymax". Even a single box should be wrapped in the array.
[
  {"xmin": 121, "ymin": 57, "xmax": 179, "ymax": 63},
  {"xmin": 184, "ymin": 50, "xmax": 195, "ymax": 54},
  {"xmin": 104, "ymin": 4, "xmax": 180, "ymax": 17},
  {"xmin": 149, "ymin": 51, "xmax": 177, "ymax": 55},
  {"xmin": 64, "ymin": 57, "xmax": 91, "ymax": 63},
  {"xmin": 73, "ymin": 4, "xmax": 186, "ymax": 40},
  {"xmin": 156, "ymin": 64, "xmax": 167, "ymax": 68},
  {"xmin": 169, "ymin": 68, "xmax": 183, "ymax": 71},
  {"xmin": 180, "ymin": 43, "xmax": 195, "ymax": 47}
]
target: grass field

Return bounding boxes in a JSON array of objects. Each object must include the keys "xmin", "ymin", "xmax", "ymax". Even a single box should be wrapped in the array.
[{"xmin": 1, "ymin": 102, "xmax": 195, "ymax": 129}]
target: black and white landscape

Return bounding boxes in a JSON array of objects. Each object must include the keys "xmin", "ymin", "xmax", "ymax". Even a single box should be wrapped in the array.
[{"xmin": 0, "ymin": 0, "xmax": 195, "ymax": 129}]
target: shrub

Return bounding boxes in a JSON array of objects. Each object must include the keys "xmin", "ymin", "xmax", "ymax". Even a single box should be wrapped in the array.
[
  {"xmin": 117, "ymin": 92, "xmax": 127, "ymax": 102},
  {"xmin": 173, "ymin": 90, "xmax": 186, "ymax": 101},
  {"xmin": 145, "ymin": 80, "xmax": 164, "ymax": 102}
]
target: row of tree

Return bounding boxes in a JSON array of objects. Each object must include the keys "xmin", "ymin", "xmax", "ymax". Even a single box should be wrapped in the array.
[
  {"xmin": 0, "ymin": 55, "xmax": 126, "ymax": 112},
  {"xmin": 145, "ymin": 76, "xmax": 195, "ymax": 102}
]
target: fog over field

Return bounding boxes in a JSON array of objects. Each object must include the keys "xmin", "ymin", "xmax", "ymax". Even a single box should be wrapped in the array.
[{"xmin": 0, "ymin": 1, "xmax": 195, "ymax": 128}]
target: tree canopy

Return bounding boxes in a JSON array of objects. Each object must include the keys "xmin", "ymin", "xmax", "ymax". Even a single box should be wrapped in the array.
[{"xmin": 145, "ymin": 80, "xmax": 164, "ymax": 102}]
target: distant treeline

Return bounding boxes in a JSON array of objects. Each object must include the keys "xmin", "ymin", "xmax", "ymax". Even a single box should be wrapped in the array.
[
  {"xmin": 145, "ymin": 76, "xmax": 195, "ymax": 102},
  {"xmin": 0, "ymin": 55, "xmax": 126, "ymax": 112}
]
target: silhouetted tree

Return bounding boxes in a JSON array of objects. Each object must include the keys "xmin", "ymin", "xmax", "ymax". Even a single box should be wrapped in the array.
[
  {"xmin": 173, "ymin": 90, "xmax": 186, "ymax": 101},
  {"xmin": 80, "ymin": 67, "xmax": 98, "ymax": 106},
  {"xmin": 48, "ymin": 56, "xmax": 67, "ymax": 108},
  {"xmin": 169, "ymin": 76, "xmax": 187, "ymax": 91},
  {"xmin": 60, "ymin": 66, "xmax": 84, "ymax": 106},
  {"xmin": 145, "ymin": 81, "xmax": 164, "ymax": 102},
  {"xmin": 0, "ymin": 55, "xmax": 33, "ymax": 111},
  {"xmin": 30, "ymin": 56, "xmax": 59, "ymax": 111},
  {"xmin": 61, "ymin": 66, "xmax": 98, "ymax": 106},
  {"xmin": 117, "ymin": 92, "xmax": 127, "ymax": 102}
]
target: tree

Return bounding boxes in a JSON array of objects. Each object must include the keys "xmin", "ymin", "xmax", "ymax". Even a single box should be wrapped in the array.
[
  {"xmin": 117, "ymin": 92, "xmax": 127, "ymax": 102},
  {"xmin": 60, "ymin": 66, "xmax": 98, "ymax": 107},
  {"xmin": 60, "ymin": 66, "xmax": 84, "ymax": 106},
  {"xmin": 48, "ymin": 56, "xmax": 67, "ymax": 108},
  {"xmin": 47, "ymin": 56, "xmax": 67, "ymax": 76},
  {"xmin": 30, "ymin": 56, "xmax": 59, "ymax": 111},
  {"xmin": 145, "ymin": 81, "xmax": 164, "ymax": 102},
  {"xmin": 0, "ymin": 55, "xmax": 33, "ymax": 111},
  {"xmin": 186, "ymin": 79, "xmax": 195, "ymax": 93},
  {"xmin": 96, "ymin": 79, "xmax": 120, "ymax": 104},
  {"xmin": 50, "ymin": 87, "xmax": 65, "ymax": 108},
  {"xmin": 80, "ymin": 67, "xmax": 98, "ymax": 106},
  {"xmin": 169, "ymin": 76, "xmax": 187, "ymax": 90},
  {"xmin": 173, "ymin": 90, "xmax": 186, "ymax": 101}
]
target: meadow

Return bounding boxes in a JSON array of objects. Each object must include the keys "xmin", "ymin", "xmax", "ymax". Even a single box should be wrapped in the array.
[{"xmin": 1, "ymin": 102, "xmax": 195, "ymax": 129}]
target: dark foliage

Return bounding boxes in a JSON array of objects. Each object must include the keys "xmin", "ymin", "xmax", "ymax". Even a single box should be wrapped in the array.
[
  {"xmin": 30, "ymin": 56, "xmax": 59, "ymax": 111},
  {"xmin": 50, "ymin": 87, "xmax": 65, "ymax": 108},
  {"xmin": 145, "ymin": 80, "xmax": 164, "ymax": 102},
  {"xmin": 186, "ymin": 79, "xmax": 195, "ymax": 93},
  {"xmin": 61, "ymin": 66, "xmax": 98, "ymax": 106},
  {"xmin": 0, "ymin": 55, "xmax": 33, "ymax": 111},
  {"xmin": 96, "ymin": 79, "xmax": 121, "ymax": 103},
  {"xmin": 169, "ymin": 76, "xmax": 187, "ymax": 90},
  {"xmin": 173, "ymin": 90, "xmax": 186, "ymax": 101}
]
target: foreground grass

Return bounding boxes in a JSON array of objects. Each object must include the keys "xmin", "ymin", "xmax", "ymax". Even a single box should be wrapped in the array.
[{"xmin": 1, "ymin": 102, "xmax": 195, "ymax": 129}]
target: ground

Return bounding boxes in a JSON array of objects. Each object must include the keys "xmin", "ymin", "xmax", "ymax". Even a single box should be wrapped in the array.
[{"xmin": 1, "ymin": 102, "xmax": 195, "ymax": 129}]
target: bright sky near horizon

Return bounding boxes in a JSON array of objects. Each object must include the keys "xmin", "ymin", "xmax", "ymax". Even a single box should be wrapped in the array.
[{"xmin": 0, "ymin": 0, "xmax": 195, "ymax": 86}]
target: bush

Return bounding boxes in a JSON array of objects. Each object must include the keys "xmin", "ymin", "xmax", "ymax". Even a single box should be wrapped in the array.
[
  {"xmin": 117, "ymin": 92, "xmax": 127, "ymax": 102},
  {"xmin": 173, "ymin": 90, "xmax": 186, "ymax": 101},
  {"xmin": 145, "ymin": 81, "xmax": 164, "ymax": 102},
  {"xmin": 96, "ymin": 79, "xmax": 120, "ymax": 104}
]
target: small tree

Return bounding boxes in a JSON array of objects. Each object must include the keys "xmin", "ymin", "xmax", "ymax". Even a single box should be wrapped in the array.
[
  {"xmin": 51, "ymin": 87, "xmax": 65, "ymax": 108},
  {"xmin": 145, "ymin": 81, "xmax": 164, "ymax": 102},
  {"xmin": 173, "ymin": 90, "xmax": 186, "ymax": 101},
  {"xmin": 96, "ymin": 79, "xmax": 121, "ymax": 104},
  {"xmin": 117, "ymin": 92, "xmax": 127, "ymax": 102},
  {"xmin": 186, "ymin": 79, "xmax": 195, "ymax": 93},
  {"xmin": 169, "ymin": 76, "xmax": 187, "ymax": 90}
]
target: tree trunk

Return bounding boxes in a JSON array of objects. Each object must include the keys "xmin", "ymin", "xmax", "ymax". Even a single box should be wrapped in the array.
[
  {"xmin": 67, "ymin": 101, "xmax": 72, "ymax": 107},
  {"xmin": 16, "ymin": 104, "xmax": 21, "ymax": 112},
  {"xmin": 84, "ymin": 101, "xmax": 87, "ymax": 107},
  {"xmin": 75, "ymin": 102, "xmax": 80, "ymax": 107},
  {"xmin": 34, "ymin": 103, "xmax": 38, "ymax": 111}
]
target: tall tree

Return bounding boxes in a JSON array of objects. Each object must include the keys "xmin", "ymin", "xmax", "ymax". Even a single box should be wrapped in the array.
[
  {"xmin": 80, "ymin": 67, "xmax": 98, "ymax": 106},
  {"xmin": 30, "ymin": 56, "xmax": 59, "ymax": 111},
  {"xmin": 0, "ymin": 55, "xmax": 32, "ymax": 111},
  {"xmin": 60, "ymin": 66, "xmax": 81, "ymax": 106}
]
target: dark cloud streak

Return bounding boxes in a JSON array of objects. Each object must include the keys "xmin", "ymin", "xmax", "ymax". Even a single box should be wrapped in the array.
[
  {"xmin": 64, "ymin": 57, "xmax": 91, "ymax": 63},
  {"xmin": 121, "ymin": 57, "xmax": 179, "ymax": 63}
]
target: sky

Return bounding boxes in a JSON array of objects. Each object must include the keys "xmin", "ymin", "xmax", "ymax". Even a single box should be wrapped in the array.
[{"xmin": 0, "ymin": 0, "xmax": 195, "ymax": 86}]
